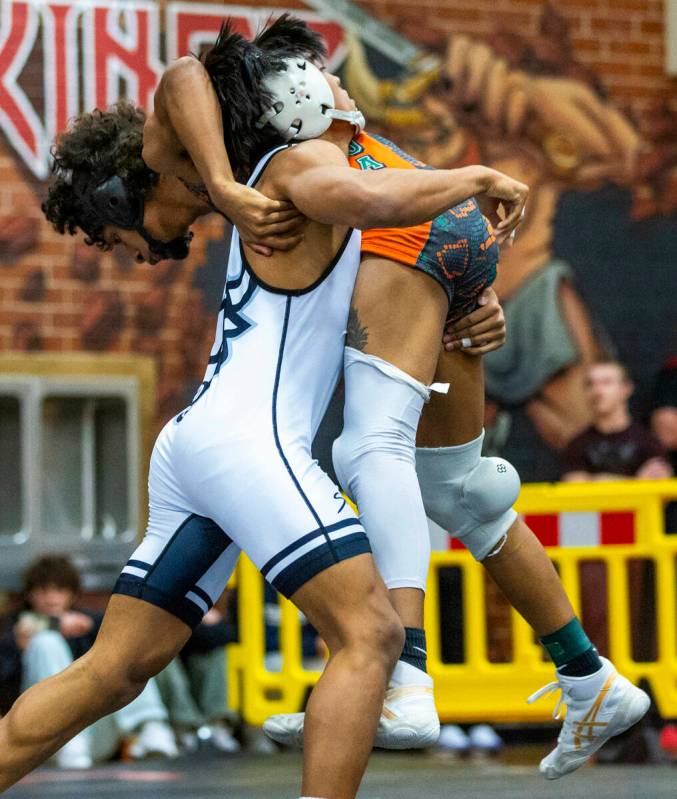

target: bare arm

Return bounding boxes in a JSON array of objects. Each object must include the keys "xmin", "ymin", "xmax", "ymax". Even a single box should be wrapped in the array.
[
  {"xmin": 562, "ymin": 471, "xmax": 629, "ymax": 482},
  {"xmin": 636, "ymin": 457, "xmax": 673, "ymax": 479},
  {"xmin": 274, "ymin": 140, "xmax": 528, "ymax": 232},
  {"xmin": 145, "ymin": 57, "xmax": 233, "ymax": 193},
  {"xmin": 144, "ymin": 57, "xmax": 303, "ymax": 252},
  {"xmin": 561, "ymin": 471, "xmax": 593, "ymax": 482}
]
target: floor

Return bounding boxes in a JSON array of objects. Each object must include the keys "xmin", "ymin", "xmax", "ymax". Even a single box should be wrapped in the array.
[{"xmin": 6, "ymin": 750, "xmax": 676, "ymax": 799}]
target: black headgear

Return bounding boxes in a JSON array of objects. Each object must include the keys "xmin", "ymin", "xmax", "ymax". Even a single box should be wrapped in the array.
[{"xmin": 71, "ymin": 173, "xmax": 193, "ymax": 261}]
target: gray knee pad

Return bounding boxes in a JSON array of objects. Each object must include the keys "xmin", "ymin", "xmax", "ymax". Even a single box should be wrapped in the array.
[{"xmin": 416, "ymin": 432, "xmax": 521, "ymax": 561}]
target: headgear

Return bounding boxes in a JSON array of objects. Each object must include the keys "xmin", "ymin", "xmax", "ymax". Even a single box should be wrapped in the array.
[
  {"xmin": 71, "ymin": 173, "xmax": 193, "ymax": 261},
  {"xmin": 258, "ymin": 58, "xmax": 365, "ymax": 141}
]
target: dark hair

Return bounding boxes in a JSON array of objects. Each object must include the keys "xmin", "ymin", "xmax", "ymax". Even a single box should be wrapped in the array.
[
  {"xmin": 22, "ymin": 555, "xmax": 81, "ymax": 596},
  {"xmin": 201, "ymin": 14, "xmax": 327, "ymax": 177},
  {"xmin": 42, "ymin": 102, "xmax": 157, "ymax": 247}
]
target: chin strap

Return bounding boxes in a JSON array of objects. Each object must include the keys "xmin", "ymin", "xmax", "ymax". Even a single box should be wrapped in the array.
[
  {"xmin": 326, "ymin": 108, "xmax": 366, "ymax": 134},
  {"xmin": 137, "ymin": 227, "xmax": 194, "ymax": 261}
]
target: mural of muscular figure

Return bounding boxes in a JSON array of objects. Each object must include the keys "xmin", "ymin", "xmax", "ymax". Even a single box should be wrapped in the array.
[{"xmin": 344, "ymin": 5, "xmax": 646, "ymax": 458}]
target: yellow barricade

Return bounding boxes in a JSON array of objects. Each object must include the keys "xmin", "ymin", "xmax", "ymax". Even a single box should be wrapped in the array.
[{"xmin": 228, "ymin": 479, "xmax": 677, "ymax": 725}]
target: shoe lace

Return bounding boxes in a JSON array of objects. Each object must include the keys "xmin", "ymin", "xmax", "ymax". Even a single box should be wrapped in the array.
[{"xmin": 527, "ymin": 680, "xmax": 572, "ymax": 721}]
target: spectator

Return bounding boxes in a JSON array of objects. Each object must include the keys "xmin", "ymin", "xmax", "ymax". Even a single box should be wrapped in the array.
[
  {"xmin": 650, "ymin": 358, "xmax": 677, "ymax": 473},
  {"xmin": 562, "ymin": 360, "xmax": 673, "ymax": 482},
  {"xmin": 155, "ymin": 599, "xmax": 240, "ymax": 753},
  {"xmin": 0, "ymin": 555, "xmax": 178, "ymax": 768},
  {"xmin": 650, "ymin": 358, "xmax": 677, "ymax": 531}
]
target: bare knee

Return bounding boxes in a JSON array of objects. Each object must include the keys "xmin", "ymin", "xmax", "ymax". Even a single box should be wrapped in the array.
[
  {"xmin": 85, "ymin": 640, "xmax": 177, "ymax": 713},
  {"xmin": 344, "ymin": 592, "xmax": 404, "ymax": 673}
]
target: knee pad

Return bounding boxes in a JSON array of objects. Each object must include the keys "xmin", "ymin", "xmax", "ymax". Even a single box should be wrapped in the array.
[{"xmin": 416, "ymin": 432, "xmax": 521, "ymax": 561}]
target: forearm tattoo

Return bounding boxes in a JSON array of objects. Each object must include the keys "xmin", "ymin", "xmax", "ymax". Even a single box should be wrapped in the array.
[{"xmin": 346, "ymin": 306, "xmax": 368, "ymax": 351}]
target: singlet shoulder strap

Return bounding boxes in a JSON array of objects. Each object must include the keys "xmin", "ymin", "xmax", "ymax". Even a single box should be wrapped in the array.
[{"xmin": 246, "ymin": 144, "xmax": 294, "ymax": 188}]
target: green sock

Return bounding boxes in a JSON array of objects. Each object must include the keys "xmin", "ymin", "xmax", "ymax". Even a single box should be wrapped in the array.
[{"xmin": 540, "ymin": 618, "xmax": 601, "ymax": 675}]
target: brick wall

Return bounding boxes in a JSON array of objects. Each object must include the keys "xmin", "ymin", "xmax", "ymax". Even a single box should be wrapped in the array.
[
  {"xmin": 0, "ymin": 1, "xmax": 673, "ymax": 427},
  {"xmin": 361, "ymin": 0, "xmax": 674, "ymax": 117}
]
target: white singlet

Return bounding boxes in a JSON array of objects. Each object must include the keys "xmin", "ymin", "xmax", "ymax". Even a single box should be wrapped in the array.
[{"xmin": 114, "ymin": 146, "xmax": 368, "ymax": 627}]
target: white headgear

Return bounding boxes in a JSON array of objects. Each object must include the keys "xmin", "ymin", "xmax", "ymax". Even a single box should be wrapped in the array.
[{"xmin": 257, "ymin": 58, "xmax": 365, "ymax": 141}]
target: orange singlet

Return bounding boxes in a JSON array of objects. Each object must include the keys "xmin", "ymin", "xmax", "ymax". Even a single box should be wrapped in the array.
[{"xmin": 347, "ymin": 132, "xmax": 499, "ymax": 322}]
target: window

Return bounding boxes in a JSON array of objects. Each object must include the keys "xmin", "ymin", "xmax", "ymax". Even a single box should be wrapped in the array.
[
  {"xmin": 41, "ymin": 396, "xmax": 130, "ymax": 541},
  {"xmin": 0, "ymin": 355, "xmax": 154, "ymax": 589}
]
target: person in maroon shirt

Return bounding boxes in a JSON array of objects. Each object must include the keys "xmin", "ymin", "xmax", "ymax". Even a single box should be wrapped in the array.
[
  {"xmin": 561, "ymin": 360, "xmax": 672, "ymax": 688},
  {"xmin": 562, "ymin": 360, "xmax": 672, "ymax": 482}
]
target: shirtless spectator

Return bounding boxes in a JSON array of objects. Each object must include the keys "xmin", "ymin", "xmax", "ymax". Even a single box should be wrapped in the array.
[{"xmin": 562, "ymin": 360, "xmax": 672, "ymax": 482}]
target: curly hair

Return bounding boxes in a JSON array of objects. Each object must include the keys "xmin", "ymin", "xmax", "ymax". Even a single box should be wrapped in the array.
[
  {"xmin": 42, "ymin": 101, "xmax": 157, "ymax": 247},
  {"xmin": 202, "ymin": 14, "xmax": 327, "ymax": 177}
]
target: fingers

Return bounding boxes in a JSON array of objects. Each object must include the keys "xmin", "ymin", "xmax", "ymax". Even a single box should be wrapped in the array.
[
  {"xmin": 476, "ymin": 287, "xmax": 496, "ymax": 306},
  {"xmin": 256, "ymin": 218, "xmax": 305, "ymax": 237},
  {"xmin": 446, "ymin": 300, "xmax": 501, "ymax": 333},
  {"xmin": 262, "ymin": 199, "xmax": 298, "ymax": 214},
  {"xmin": 267, "ymin": 207, "xmax": 304, "ymax": 224},
  {"xmin": 249, "ymin": 243, "xmax": 274, "ymax": 257},
  {"xmin": 462, "ymin": 339, "xmax": 505, "ymax": 355},
  {"xmin": 443, "ymin": 328, "xmax": 505, "ymax": 353},
  {"xmin": 444, "ymin": 315, "xmax": 504, "ymax": 344},
  {"xmin": 496, "ymin": 198, "xmax": 527, "ymax": 235}
]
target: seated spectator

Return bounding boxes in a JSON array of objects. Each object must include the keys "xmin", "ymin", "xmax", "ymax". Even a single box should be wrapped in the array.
[
  {"xmin": 155, "ymin": 598, "xmax": 240, "ymax": 753},
  {"xmin": 650, "ymin": 357, "xmax": 677, "ymax": 531},
  {"xmin": 562, "ymin": 360, "xmax": 673, "ymax": 481},
  {"xmin": 0, "ymin": 555, "xmax": 178, "ymax": 768},
  {"xmin": 650, "ymin": 358, "xmax": 677, "ymax": 472}
]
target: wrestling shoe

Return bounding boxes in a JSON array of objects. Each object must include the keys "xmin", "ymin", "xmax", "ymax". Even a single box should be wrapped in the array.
[
  {"xmin": 375, "ymin": 660, "xmax": 440, "ymax": 749},
  {"xmin": 263, "ymin": 661, "xmax": 440, "ymax": 750},
  {"xmin": 527, "ymin": 656, "xmax": 650, "ymax": 779}
]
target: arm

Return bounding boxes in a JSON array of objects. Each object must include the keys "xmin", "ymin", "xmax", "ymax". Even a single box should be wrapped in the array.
[
  {"xmin": 636, "ymin": 457, "xmax": 673, "ymax": 479},
  {"xmin": 145, "ymin": 57, "xmax": 233, "ymax": 195},
  {"xmin": 274, "ymin": 140, "xmax": 528, "ymax": 233},
  {"xmin": 145, "ymin": 58, "xmax": 303, "ymax": 252},
  {"xmin": 562, "ymin": 471, "xmax": 628, "ymax": 482},
  {"xmin": 561, "ymin": 471, "xmax": 593, "ymax": 483}
]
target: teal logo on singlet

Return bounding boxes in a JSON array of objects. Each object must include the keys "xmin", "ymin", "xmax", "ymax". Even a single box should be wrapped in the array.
[
  {"xmin": 349, "ymin": 139, "xmax": 385, "ymax": 170},
  {"xmin": 356, "ymin": 154, "xmax": 385, "ymax": 171}
]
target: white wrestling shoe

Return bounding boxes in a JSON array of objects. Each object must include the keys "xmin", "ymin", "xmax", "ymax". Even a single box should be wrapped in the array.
[
  {"xmin": 263, "ymin": 661, "xmax": 440, "ymax": 750},
  {"xmin": 527, "ymin": 656, "xmax": 650, "ymax": 779}
]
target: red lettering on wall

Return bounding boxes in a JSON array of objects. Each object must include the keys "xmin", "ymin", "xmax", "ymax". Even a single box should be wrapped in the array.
[
  {"xmin": 85, "ymin": 4, "xmax": 162, "ymax": 111},
  {"xmin": 167, "ymin": 3, "xmax": 253, "ymax": 63},
  {"xmin": 0, "ymin": 1, "xmax": 46, "ymax": 177},
  {"xmin": 42, "ymin": 3, "xmax": 78, "ymax": 138},
  {"xmin": 0, "ymin": 0, "xmax": 346, "ymax": 179}
]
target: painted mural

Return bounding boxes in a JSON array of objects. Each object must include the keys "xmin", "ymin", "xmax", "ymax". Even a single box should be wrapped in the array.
[{"xmin": 0, "ymin": 0, "xmax": 675, "ymax": 479}]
